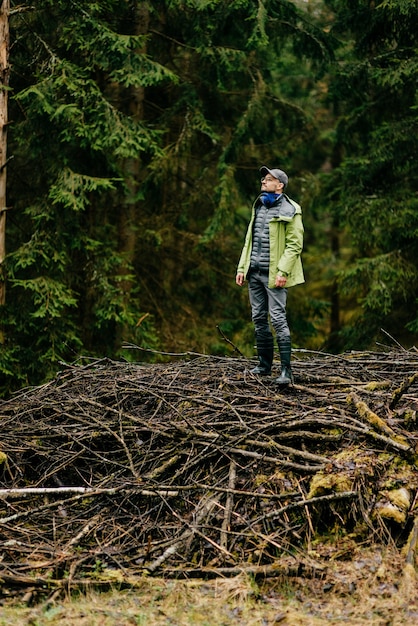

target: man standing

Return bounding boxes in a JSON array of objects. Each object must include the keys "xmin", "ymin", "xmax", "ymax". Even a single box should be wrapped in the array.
[{"xmin": 236, "ymin": 166, "xmax": 304, "ymax": 384}]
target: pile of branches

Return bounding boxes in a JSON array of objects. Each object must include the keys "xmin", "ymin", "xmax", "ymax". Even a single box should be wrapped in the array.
[{"xmin": 0, "ymin": 348, "xmax": 418, "ymax": 596}]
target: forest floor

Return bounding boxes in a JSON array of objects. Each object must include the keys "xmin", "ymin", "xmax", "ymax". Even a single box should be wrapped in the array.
[
  {"xmin": 1, "ymin": 552, "xmax": 417, "ymax": 626},
  {"xmin": 0, "ymin": 347, "xmax": 418, "ymax": 624}
]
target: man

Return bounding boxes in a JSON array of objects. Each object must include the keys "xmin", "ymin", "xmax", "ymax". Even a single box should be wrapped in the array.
[{"xmin": 236, "ymin": 166, "xmax": 304, "ymax": 384}]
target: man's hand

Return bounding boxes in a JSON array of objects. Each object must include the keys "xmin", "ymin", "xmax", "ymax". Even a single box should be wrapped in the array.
[
  {"xmin": 275, "ymin": 274, "xmax": 287, "ymax": 288},
  {"xmin": 236, "ymin": 272, "xmax": 245, "ymax": 286}
]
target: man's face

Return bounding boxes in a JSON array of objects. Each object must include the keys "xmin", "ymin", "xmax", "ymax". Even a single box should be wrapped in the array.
[{"xmin": 261, "ymin": 175, "xmax": 283, "ymax": 194}]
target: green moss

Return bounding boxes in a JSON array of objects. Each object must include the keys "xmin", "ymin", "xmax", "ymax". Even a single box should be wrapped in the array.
[
  {"xmin": 363, "ymin": 381, "xmax": 391, "ymax": 391},
  {"xmin": 308, "ymin": 473, "xmax": 352, "ymax": 499}
]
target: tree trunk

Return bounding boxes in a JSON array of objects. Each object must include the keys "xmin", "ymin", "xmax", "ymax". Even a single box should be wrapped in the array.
[
  {"xmin": 0, "ymin": 0, "xmax": 9, "ymax": 323},
  {"xmin": 114, "ymin": 1, "xmax": 150, "ymax": 352}
]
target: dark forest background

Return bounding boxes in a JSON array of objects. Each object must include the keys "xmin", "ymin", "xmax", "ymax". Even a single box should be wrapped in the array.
[{"xmin": 0, "ymin": 0, "xmax": 417, "ymax": 395}]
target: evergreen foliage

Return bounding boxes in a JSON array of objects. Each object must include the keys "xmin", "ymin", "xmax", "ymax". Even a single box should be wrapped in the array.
[
  {"xmin": 5, "ymin": 1, "xmax": 417, "ymax": 394},
  {"xmin": 1, "ymin": 0, "xmax": 334, "ymax": 394},
  {"xmin": 318, "ymin": 0, "xmax": 418, "ymax": 349},
  {"xmin": 3, "ymin": 0, "xmax": 167, "ymax": 391}
]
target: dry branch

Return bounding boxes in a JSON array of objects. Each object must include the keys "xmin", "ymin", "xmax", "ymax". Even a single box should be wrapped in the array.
[
  {"xmin": 346, "ymin": 391, "xmax": 410, "ymax": 448},
  {"xmin": 390, "ymin": 372, "xmax": 418, "ymax": 410},
  {"xmin": 0, "ymin": 348, "xmax": 417, "ymax": 592},
  {"xmin": 161, "ymin": 561, "xmax": 326, "ymax": 579},
  {"xmin": 0, "ymin": 486, "xmax": 180, "ymax": 499},
  {"xmin": 220, "ymin": 459, "xmax": 236, "ymax": 549},
  {"xmin": 403, "ymin": 516, "xmax": 418, "ymax": 568}
]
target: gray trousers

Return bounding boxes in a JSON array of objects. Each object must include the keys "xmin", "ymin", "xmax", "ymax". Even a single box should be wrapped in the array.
[{"xmin": 248, "ymin": 270, "xmax": 290, "ymax": 343}]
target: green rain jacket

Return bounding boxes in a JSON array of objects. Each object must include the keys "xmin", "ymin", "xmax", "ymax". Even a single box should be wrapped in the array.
[{"xmin": 237, "ymin": 194, "xmax": 305, "ymax": 289}]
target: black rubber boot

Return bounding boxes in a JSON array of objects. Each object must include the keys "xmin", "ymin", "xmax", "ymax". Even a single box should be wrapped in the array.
[
  {"xmin": 250, "ymin": 332, "xmax": 274, "ymax": 376},
  {"xmin": 276, "ymin": 337, "xmax": 293, "ymax": 385}
]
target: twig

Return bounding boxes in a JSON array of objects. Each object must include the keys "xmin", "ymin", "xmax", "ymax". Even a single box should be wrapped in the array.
[
  {"xmin": 216, "ymin": 325, "xmax": 246, "ymax": 357},
  {"xmin": 220, "ymin": 459, "xmax": 236, "ymax": 549},
  {"xmin": 379, "ymin": 328, "xmax": 406, "ymax": 350},
  {"xmin": 347, "ymin": 392, "xmax": 410, "ymax": 448},
  {"xmin": 0, "ymin": 486, "xmax": 180, "ymax": 499},
  {"xmin": 224, "ymin": 447, "xmax": 325, "ymax": 472},
  {"xmin": 160, "ymin": 561, "xmax": 326, "ymax": 579},
  {"xmin": 253, "ymin": 491, "xmax": 358, "ymax": 525},
  {"xmin": 390, "ymin": 372, "xmax": 418, "ymax": 410},
  {"xmin": 146, "ymin": 495, "xmax": 220, "ymax": 572},
  {"xmin": 403, "ymin": 516, "xmax": 418, "ymax": 567}
]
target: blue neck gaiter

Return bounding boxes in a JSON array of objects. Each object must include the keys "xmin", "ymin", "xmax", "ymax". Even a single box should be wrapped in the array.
[{"xmin": 260, "ymin": 192, "xmax": 281, "ymax": 207}]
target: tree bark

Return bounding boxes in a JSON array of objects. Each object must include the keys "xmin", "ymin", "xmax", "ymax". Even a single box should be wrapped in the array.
[
  {"xmin": 115, "ymin": 1, "xmax": 150, "ymax": 352},
  {"xmin": 0, "ymin": 0, "xmax": 9, "ymax": 321}
]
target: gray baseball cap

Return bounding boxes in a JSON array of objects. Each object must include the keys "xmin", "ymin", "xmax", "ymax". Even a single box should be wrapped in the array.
[{"xmin": 260, "ymin": 166, "xmax": 288, "ymax": 187}]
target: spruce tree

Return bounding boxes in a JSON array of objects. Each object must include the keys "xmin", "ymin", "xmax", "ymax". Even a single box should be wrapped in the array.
[
  {"xmin": 320, "ymin": 0, "xmax": 418, "ymax": 349},
  {"xmin": 1, "ymin": 0, "xmax": 334, "ymax": 393}
]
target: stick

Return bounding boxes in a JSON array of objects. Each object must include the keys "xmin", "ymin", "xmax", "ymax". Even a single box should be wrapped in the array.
[
  {"xmin": 64, "ymin": 515, "xmax": 101, "ymax": 550},
  {"xmin": 224, "ymin": 447, "xmax": 325, "ymax": 472},
  {"xmin": 216, "ymin": 325, "xmax": 246, "ymax": 357},
  {"xmin": 244, "ymin": 438, "xmax": 329, "ymax": 464},
  {"xmin": 146, "ymin": 495, "xmax": 220, "ymax": 572},
  {"xmin": 253, "ymin": 491, "xmax": 358, "ymax": 525},
  {"xmin": 403, "ymin": 516, "xmax": 418, "ymax": 567},
  {"xmin": 220, "ymin": 459, "xmax": 236, "ymax": 549},
  {"xmin": 390, "ymin": 372, "xmax": 418, "ymax": 410},
  {"xmin": 0, "ymin": 486, "xmax": 180, "ymax": 499},
  {"xmin": 347, "ymin": 392, "xmax": 410, "ymax": 448},
  {"xmin": 160, "ymin": 561, "xmax": 326, "ymax": 579},
  {"xmin": 0, "ymin": 488, "xmax": 179, "ymax": 525}
]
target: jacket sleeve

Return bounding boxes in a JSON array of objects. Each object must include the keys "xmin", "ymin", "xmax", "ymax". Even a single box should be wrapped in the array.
[
  {"xmin": 237, "ymin": 226, "xmax": 251, "ymax": 274},
  {"xmin": 237, "ymin": 209, "xmax": 255, "ymax": 275},
  {"xmin": 277, "ymin": 213, "xmax": 304, "ymax": 276}
]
